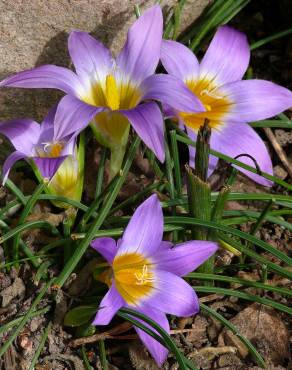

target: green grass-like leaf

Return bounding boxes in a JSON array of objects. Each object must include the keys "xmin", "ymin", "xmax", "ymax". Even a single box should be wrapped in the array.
[
  {"xmin": 196, "ymin": 286, "xmax": 292, "ymax": 315},
  {"xmin": 28, "ymin": 321, "xmax": 52, "ymax": 370},
  {"xmin": 118, "ymin": 308, "xmax": 194, "ymax": 370},
  {"xmin": 187, "ymin": 273, "xmax": 292, "ymax": 296},
  {"xmin": 164, "ymin": 216, "xmax": 292, "ymax": 267}
]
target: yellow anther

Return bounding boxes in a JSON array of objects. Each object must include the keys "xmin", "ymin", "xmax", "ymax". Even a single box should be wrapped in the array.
[
  {"xmin": 49, "ymin": 142, "xmax": 64, "ymax": 157},
  {"xmin": 36, "ymin": 141, "xmax": 64, "ymax": 158},
  {"xmin": 182, "ymin": 78, "xmax": 231, "ymax": 132},
  {"xmin": 105, "ymin": 74, "xmax": 120, "ymax": 110},
  {"xmin": 200, "ymin": 88, "xmax": 223, "ymax": 100},
  {"xmin": 134, "ymin": 265, "xmax": 154, "ymax": 285}
]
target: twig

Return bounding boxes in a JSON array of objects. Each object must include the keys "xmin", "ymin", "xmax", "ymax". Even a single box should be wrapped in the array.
[
  {"xmin": 188, "ymin": 346, "xmax": 237, "ymax": 359},
  {"xmin": 263, "ymin": 127, "xmax": 292, "ymax": 178},
  {"xmin": 70, "ymin": 322, "xmax": 131, "ymax": 347},
  {"xmin": 71, "ymin": 334, "xmax": 136, "ymax": 347},
  {"xmin": 70, "ymin": 324, "xmax": 209, "ymax": 347},
  {"xmin": 199, "ymin": 294, "xmax": 223, "ymax": 303},
  {"xmin": 170, "ymin": 328, "xmax": 202, "ymax": 335}
]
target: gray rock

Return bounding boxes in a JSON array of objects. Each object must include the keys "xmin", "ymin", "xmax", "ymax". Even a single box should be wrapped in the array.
[{"xmin": 0, "ymin": 0, "xmax": 209, "ymax": 122}]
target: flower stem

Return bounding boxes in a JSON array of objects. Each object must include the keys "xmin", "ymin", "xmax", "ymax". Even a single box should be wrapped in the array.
[
  {"xmin": 165, "ymin": 137, "xmax": 178, "ymax": 242},
  {"xmin": 95, "ymin": 147, "xmax": 108, "ymax": 198},
  {"xmin": 98, "ymin": 339, "xmax": 108, "ymax": 370},
  {"xmin": 63, "ymin": 208, "xmax": 77, "ymax": 263},
  {"xmin": 186, "ymin": 120, "xmax": 213, "ymax": 275},
  {"xmin": 109, "ymin": 145, "xmax": 127, "ymax": 181},
  {"xmin": 212, "ymin": 168, "xmax": 238, "ymax": 256}
]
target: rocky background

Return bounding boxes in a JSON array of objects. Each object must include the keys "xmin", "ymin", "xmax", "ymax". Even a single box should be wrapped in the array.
[{"xmin": 0, "ymin": 0, "xmax": 210, "ymax": 122}]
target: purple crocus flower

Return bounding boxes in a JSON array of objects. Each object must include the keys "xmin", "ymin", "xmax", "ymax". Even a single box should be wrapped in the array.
[
  {"xmin": 160, "ymin": 26, "xmax": 292, "ymax": 186},
  {"xmin": 91, "ymin": 194, "xmax": 217, "ymax": 365},
  {"xmin": 0, "ymin": 5, "xmax": 203, "ymax": 174},
  {"xmin": 0, "ymin": 106, "xmax": 75, "ymax": 183}
]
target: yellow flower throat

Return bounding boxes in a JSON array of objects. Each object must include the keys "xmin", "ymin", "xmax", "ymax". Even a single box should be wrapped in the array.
[
  {"xmin": 112, "ymin": 253, "xmax": 154, "ymax": 306},
  {"xmin": 180, "ymin": 79, "xmax": 232, "ymax": 132},
  {"xmin": 82, "ymin": 73, "xmax": 141, "ymax": 110}
]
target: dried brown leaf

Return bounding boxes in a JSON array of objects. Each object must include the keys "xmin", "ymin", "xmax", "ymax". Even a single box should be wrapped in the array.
[{"xmin": 219, "ymin": 303, "xmax": 290, "ymax": 365}]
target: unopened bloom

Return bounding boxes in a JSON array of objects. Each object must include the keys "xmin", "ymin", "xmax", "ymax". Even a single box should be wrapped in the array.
[
  {"xmin": 91, "ymin": 194, "xmax": 217, "ymax": 365},
  {"xmin": 0, "ymin": 106, "xmax": 75, "ymax": 183},
  {"xmin": 1, "ymin": 5, "xmax": 203, "ymax": 177},
  {"xmin": 48, "ymin": 144, "xmax": 84, "ymax": 208},
  {"xmin": 161, "ymin": 26, "xmax": 292, "ymax": 186}
]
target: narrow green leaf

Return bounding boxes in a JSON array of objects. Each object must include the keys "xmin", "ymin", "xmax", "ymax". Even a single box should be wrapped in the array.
[
  {"xmin": 219, "ymin": 232, "xmax": 291, "ymax": 280},
  {"xmin": 196, "ymin": 286, "xmax": 292, "ymax": 314},
  {"xmin": 95, "ymin": 147, "xmax": 108, "ymax": 199},
  {"xmin": 187, "ymin": 273, "xmax": 292, "ymax": 296},
  {"xmin": 4, "ymin": 178, "xmax": 26, "ymax": 204},
  {"xmin": 0, "ymin": 307, "xmax": 49, "ymax": 335},
  {"xmin": 164, "ymin": 216, "xmax": 292, "ymax": 267},
  {"xmin": 118, "ymin": 308, "xmax": 191, "ymax": 370},
  {"xmin": 0, "ymin": 220, "xmax": 58, "ymax": 244},
  {"xmin": 0, "ymin": 279, "xmax": 54, "ymax": 358},
  {"xmin": 82, "ymin": 345, "xmax": 95, "ymax": 370},
  {"xmin": 99, "ymin": 339, "xmax": 108, "ymax": 370},
  {"xmin": 223, "ymin": 209, "xmax": 292, "ymax": 231},
  {"xmin": 13, "ymin": 182, "xmax": 45, "ymax": 264},
  {"xmin": 55, "ymin": 136, "xmax": 140, "ymax": 288},
  {"xmin": 170, "ymin": 130, "xmax": 182, "ymax": 197},
  {"xmin": 28, "ymin": 321, "xmax": 52, "ymax": 370},
  {"xmin": 250, "ymin": 119, "xmax": 292, "ymax": 128},
  {"xmin": 251, "ymin": 27, "xmax": 292, "ymax": 50}
]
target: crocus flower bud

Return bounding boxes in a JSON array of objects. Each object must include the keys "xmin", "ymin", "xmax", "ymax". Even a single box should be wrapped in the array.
[{"xmin": 47, "ymin": 142, "xmax": 84, "ymax": 209}]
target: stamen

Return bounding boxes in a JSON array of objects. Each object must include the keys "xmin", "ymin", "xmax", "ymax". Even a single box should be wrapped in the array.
[
  {"xmin": 42, "ymin": 142, "xmax": 51, "ymax": 153},
  {"xmin": 40, "ymin": 141, "xmax": 64, "ymax": 157},
  {"xmin": 50, "ymin": 143, "xmax": 64, "ymax": 157},
  {"xmin": 110, "ymin": 58, "xmax": 120, "ymax": 73},
  {"xmin": 135, "ymin": 264, "xmax": 154, "ymax": 285},
  {"xmin": 200, "ymin": 88, "xmax": 223, "ymax": 100}
]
